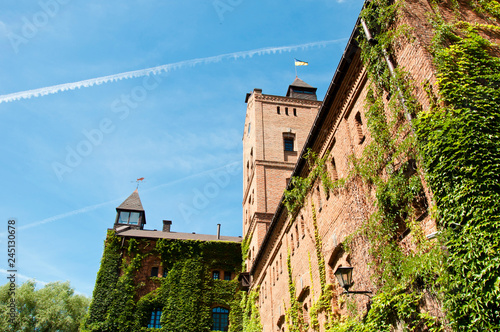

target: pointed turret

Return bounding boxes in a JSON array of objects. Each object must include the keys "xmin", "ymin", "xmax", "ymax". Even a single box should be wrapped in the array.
[
  {"xmin": 286, "ymin": 77, "xmax": 318, "ymax": 100},
  {"xmin": 114, "ymin": 189, "xmax": 146, "ymax": 230}
]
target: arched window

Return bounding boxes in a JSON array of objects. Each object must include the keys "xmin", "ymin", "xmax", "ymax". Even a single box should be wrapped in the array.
[
  {"xmin": 354, "ymin": 112, "xmax": 365, "ymax": 144},
  {"xmin": 212, "ymin": 307, "xmax": 229, "ymax": 331},
  {"xmin": 148, "ymin": 308, "xmax": 162, "ymax": 328}
]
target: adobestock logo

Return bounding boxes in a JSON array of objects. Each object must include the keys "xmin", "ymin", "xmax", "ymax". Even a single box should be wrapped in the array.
[
  {"xmin": 213, "ymin": 0, "xmax": 244, "ymax": 22},
  {"xmin": 6, "ymin": 0, "xmax": 72, "ymax": 54},
  {"xmin": 178, "ymin": 163, "xmax": 240, "ymax": 224},
  {"xmin": 51, "ymin": 75, "xmax": 162, "ymax": 182}
]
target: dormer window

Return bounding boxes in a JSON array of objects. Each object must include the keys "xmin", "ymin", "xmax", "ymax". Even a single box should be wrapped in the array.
[
  {"xmin": 114, "ymin": 189, "xmax": 146, "ymax": 230},
  {"xmin": 118, "ymin": 211, "xmax": 140, "ymax": 225}
]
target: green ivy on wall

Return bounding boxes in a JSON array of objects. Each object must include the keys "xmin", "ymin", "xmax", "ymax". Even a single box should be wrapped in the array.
[
  {"xmin": 82, "ymin": 230, "xmax": 122, "ymax": 331},
  {"xmin": 281, "ymin": 0, "xmax": 479, "ymax": 329},
  {"xmin": 285, "ymin": 252, "xmax": 307, "ymax": 332},
  {"xmin": 82, "ymin": 231, "xmax": 242, "ymax": 332},
  {"xmin": 332, "ymin": 0, "xmax": 500, "ymax": 330},
  {"xmin": 240, "ymin": 289, "xmax": 262, "ymax": 332},
  {"xmin": 416, "ymin": 7, "xmax": 500, "ymax": 329}
]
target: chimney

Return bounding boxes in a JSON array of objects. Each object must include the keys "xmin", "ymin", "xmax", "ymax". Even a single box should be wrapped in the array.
[
  {"xmin": 217, "ymin": 223, "xmax": 221, "ymax": 240},
  {"xmin": 163, "ymin": 220, "xmax": 172, "ymax": 232}
]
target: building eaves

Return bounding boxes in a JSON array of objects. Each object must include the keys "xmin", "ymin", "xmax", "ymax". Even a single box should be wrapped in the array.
[{"xmin": 114, "ymin": 228, "xmax": 243, "ymax": 243}]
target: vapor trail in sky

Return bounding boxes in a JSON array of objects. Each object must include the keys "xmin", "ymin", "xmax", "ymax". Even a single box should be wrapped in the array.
[
  {"xmin": 0, "ymin": 161, "xmax": 239, "ymax": 235},
  {"xmin": 0, "ymin": 39, "xmax": 347, "ymax": 104}
]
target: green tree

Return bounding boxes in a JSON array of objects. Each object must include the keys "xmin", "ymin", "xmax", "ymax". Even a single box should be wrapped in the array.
[{"xmin": 0, "ymin": 280, "xmax": 90, "ymax": 332}]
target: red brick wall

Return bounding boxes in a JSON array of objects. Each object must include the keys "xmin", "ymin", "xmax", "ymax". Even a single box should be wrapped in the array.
[
  {"xmin": 246, "ymin": 0, "xmax": 478, "ymax": 329},
  {"xmin": 242, "ymin": 88, "xmax": 321, "ymax": 270}
]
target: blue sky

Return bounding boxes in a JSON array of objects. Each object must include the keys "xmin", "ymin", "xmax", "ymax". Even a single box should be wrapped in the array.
[{"xmin": 0, "ymin": 0, "xmax": 364, "ymax": 296}]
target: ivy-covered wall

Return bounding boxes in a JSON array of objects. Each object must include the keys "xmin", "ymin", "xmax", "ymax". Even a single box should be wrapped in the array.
[
  {"xmin": 82, "ymin": 230, "xmax": 242, "ymax": 332},
  {"xmin": 83, "ymin": 1, "xmax": 500, "ymax": 331},
  {"xmin": 273, "ymin": 0, "xmax": 500, "ymax": 331}
]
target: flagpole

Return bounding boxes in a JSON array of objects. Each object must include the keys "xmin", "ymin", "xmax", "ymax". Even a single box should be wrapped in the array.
[{"xmin": 294, "ymin": 58, "xmax": 308, "ymax": 77}]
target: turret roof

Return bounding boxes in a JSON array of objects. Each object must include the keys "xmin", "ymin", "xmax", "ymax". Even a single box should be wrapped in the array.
[
  {"xmin": 289, "ymin": 77, "xmax": 314, "ymax": 89},
  {"xmin": 117, "ymin": 189, "xmax": 144, "ymax": 211}
]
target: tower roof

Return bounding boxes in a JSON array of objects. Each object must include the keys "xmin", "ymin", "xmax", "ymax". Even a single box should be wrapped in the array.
[
  {"xmin": 286, "ymin": 77, "xmax": 317, "ymax": 100},
  {"xmin": 117, "ymin": 189, "xmax": 144, "ymax": 211},
  {"xmin": 289, "ymin": 77, "xmax": 314, "ymax": 89}
]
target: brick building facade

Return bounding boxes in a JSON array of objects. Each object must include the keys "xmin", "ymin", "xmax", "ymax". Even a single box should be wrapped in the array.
[
  {"xmin": 242, "ymin": 78, "xmax": 322, "ymax": 271},
  {"xmin": 240, "ymin": 0, "xmax": 500, "ymax": 330},
  {"xmin": 84, "ymin": 190, "xmax": 242, "ymax": 331},
  {"xmin": 86, "ymin": 0, "xmax": 499, "ymax": 330}
]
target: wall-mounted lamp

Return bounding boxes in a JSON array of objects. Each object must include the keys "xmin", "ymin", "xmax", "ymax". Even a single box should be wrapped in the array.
[{"xmin": 334, "ymin": 266, "xmax": 372, "ymax": 295}]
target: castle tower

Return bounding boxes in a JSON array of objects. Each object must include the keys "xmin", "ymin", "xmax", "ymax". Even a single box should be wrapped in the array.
[
  {"xmin": 114, "ymin": 189, "xmax": 146, "ymax": 230},
  {"xmin": 242, "ymin": 78, "xmax": 322, "ymax": 270}
]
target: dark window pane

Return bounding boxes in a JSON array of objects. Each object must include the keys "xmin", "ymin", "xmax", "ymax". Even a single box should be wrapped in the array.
[
  {"xmin": 284, "ymin": 139, "xmax": 294, "ymax": 151},
  {"xmin": 212, "ymin": 307, "xmax": 229, "ymax": 331},
  {"xmin": 224, "ymin": 271, "xmax": 231, "ymax": 281},
  {"xmin": 148, "ymin": 309, "xmax": 162, "ymax": 328},
  {"xmin": 213, "ymin": 270, "xmax": 220, "ymax": 280},
  {"xmin": 151, "ymin": 267, "xmax": 159, "ymax": 277}
]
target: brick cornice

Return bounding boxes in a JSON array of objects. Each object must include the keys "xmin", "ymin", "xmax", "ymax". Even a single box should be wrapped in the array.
[
  {"xmin": 255, "ymin": 94, "xmax": 323, "ymax": 107},
  {"xmin": 255, "ymin": 159, "xmax": 296, "ymax": 168}
]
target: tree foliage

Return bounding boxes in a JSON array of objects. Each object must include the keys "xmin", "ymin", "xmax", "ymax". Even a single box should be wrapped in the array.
[
  {"xmin": 0, "ymin": 280, "xmax": 90, "ymax": 332},
  {"xmin": 82, "ymin": 230, "xmax": 242, "ymax": 332}
]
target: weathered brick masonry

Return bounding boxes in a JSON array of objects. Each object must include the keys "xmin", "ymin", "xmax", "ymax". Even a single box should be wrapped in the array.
[{"xmin": 239, "ymin": 0, "xmax": 497, "ymax": 330}]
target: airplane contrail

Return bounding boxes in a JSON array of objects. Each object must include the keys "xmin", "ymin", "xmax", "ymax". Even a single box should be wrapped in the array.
[
  {"xmin": 0, "ymin": 39, "xmax": 347, "ymax": 104},
  {"xmin": 0, "ymin": 161, "xmax": 240, "ymax": 235}
]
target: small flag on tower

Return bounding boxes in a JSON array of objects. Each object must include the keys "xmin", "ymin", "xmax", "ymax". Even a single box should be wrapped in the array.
[{"xmin": 294, "ymin": 59, "xmax": 309, "ymax": 66}]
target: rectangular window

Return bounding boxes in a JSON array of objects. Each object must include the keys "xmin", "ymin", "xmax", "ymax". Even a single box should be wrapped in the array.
[
  {"xmin": 118, "ymin": 211, "xmax": 140, "ymax": 225},
  {"xmin": 285, "ymin": 107, "xmax": 289, "ymax": 115},
  {"xmin": 213, "ymin": 270, "xmax": 220, "ymax": 280},
  {"xmin": 151, "ymin": 267, "xmax": 159, "ymax": 277},
  {"xmin": 284, "ymin": 138, "xmax": 294, "ymax": 152},
  {"xmin": 293, "ymin": 108, "xmax": 297, "ymax": 116},
  {"xmin": 129, "ymin": 212, "xmax": 140, "ymax": 225},
  {"xmin": 118, "ymin": 211, "xmax": 129, "ymax": 224},
  {"xmin": 224, "ymin": 271, "xmax": 232, "ymax": 281},
  {"xmin": 212, "ymin": 307, "xmax": 229, "ymax": 331},
  {"xmin": 277, "ymin": 106, "xmax": 280, "ymax": 114},
  {"xmin": 148, "ymin": 309, "xmax": 162, "ymax": 328}
]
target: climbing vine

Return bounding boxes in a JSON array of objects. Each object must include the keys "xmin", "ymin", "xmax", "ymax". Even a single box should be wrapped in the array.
[
  {"xmin": 285, "ymin": 252, "xmax": 307, "ymax": 332},
  {"xmin": 82, "ymin": 231, "xmax": 242, "ymax": 331},
  {"xmin": 281, "ymin": 0, "xmax": 488, "ymax": 330},
  {"xmin": 333, "ymin": 0, "xmax": 500, "ymax": 330},
  {"xmin": 241, "ymin": 234, "xmax": 252, "ymax": 271},
  {"xmin": 240, "ymin": 289, "xmax": 262, "ymax": 332},
  {"xmin": 82, "ymin": 230, "xmax": 122, "ymax": 331},
  {"xmin": 308, "ymin": 202, "xmax": 338, "ymax": 331},
  {"xmin": 416, "ymin": 6, "xmax": 500, "ymax": 329},
  {"xmin": 283, "ymin": 150, "xmax": 344, "ymax": 219}
]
